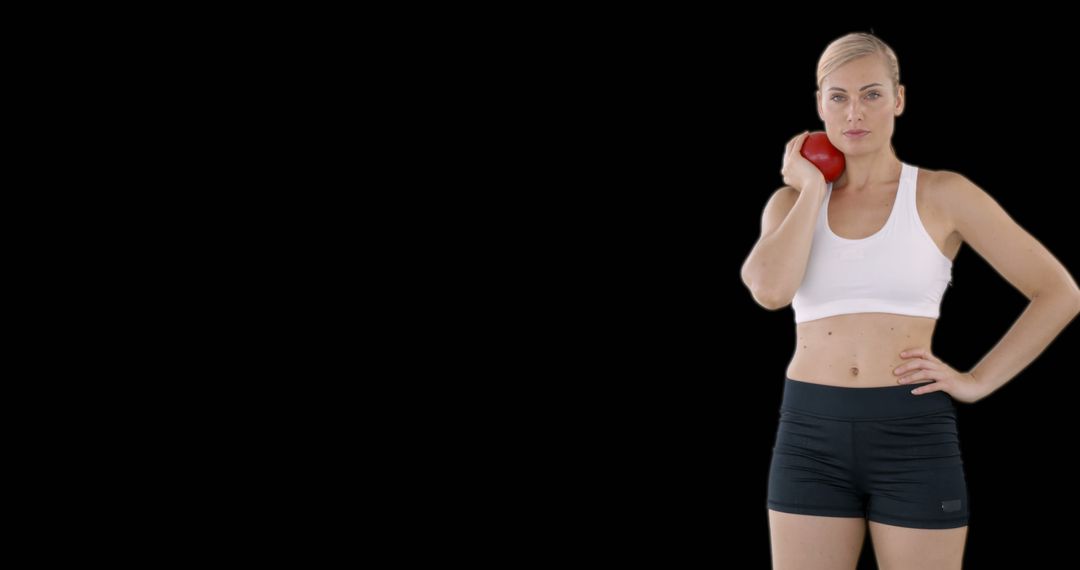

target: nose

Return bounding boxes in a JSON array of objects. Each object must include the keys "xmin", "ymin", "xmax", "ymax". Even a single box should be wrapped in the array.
[{"xmin": 847, "ymin": 100, "xmax": 863, "ymax": 123}]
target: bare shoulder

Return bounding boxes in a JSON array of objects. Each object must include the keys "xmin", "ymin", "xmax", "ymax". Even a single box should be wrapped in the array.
[
  {"xmin": 770, "ymin": 185, "xmax": 800, "ymax": 206},
  {"xmin": 914, "ymin": 167, "xmax": 988, "ymax": 225},
  {"xmin": 918, "ymin": 166, "xmax": 1020, "ymax": 250},
  {"xmin": 765, "ymin": 185, "xmax": 802, "ymax": 215},
  {"xmin": 758, "ymin": 186, "xmax": 801, "ymax": 239},
  {"xmin": 917, "ymin": 167, "xmax": 1077, "ymax": 300},
  {"xmin": 916, "ymin": 167, "xmax": 977, "ymax": 199},
  {"xmin": 920, "ymin": 166, "xmax": 986, "ymax": 195}
]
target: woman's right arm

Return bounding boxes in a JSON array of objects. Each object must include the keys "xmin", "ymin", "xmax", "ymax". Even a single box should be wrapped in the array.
[{"xmin": 740, "ymin": 132, "xmax": 829, "ymax": 309}]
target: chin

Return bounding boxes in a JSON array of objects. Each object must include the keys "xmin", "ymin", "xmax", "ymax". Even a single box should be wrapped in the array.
[{"xmin": 840, "ymin": 140, "xmax": 881, "ymax": 156}]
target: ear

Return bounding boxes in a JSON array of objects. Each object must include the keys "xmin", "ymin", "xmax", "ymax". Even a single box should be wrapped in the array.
[
  {"xmin": 816, "ymin": 90, "xmax": 824, "ymax": 121},
  {"xmin": 895, "ymin": 84, "xmax": 905, "ymax": 117}
]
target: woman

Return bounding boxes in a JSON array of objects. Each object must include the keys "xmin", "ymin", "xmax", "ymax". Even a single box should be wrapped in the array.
[{"xmin": 740, "ymin": 33, "xmax": 1080, "ymax": 569}]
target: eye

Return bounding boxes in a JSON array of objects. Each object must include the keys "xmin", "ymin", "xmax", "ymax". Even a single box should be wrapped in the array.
[
  {"xmin": 830, "ymin": 94, "xmax": 846, "ymax": 103},
  {"xmin": 865, "ymin": 91, "xmax": 881, "ymax": 100}
]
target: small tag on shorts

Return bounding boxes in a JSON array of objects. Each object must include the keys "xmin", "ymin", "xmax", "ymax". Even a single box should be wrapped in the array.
[{"xmin": 941, "ymin": 499, "xmax": 962, "ymax": 512}]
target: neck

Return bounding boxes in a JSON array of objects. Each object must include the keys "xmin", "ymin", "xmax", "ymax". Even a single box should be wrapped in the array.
[{"xmin": 835, "ymin": 149, "xmax": 902, "ymax": 192}]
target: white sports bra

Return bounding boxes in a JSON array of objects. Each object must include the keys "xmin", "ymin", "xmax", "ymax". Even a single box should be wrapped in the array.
[{"xmin": 791, "ymin": 163, "xmax": 953, "ymax": 324}]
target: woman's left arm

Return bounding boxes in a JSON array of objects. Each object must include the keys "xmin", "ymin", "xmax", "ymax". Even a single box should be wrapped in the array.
[{"xmin": 930, "ymin": 172, "xmax": 1080, "ymax": 402}]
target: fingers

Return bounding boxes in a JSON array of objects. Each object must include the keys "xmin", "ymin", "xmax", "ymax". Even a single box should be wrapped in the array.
[
  {"xmin": 898, "ymin": 369, "xmax": 942, "ymax": 391},
  {"xmin": 781, "ymin": 131, "xmax": 817, "ymax": 186},
  {"xmin": 783, "ymin": 132, "xmax": 810, "ymax": 176},
  {"xmin": 796, "ymin": 131, "xmax": 810, "ymax": 148},
  {"xmin": 900, "ymin": 348, "xmax": 935, "ymax": 360},
  {"xmin": 897, "ymin": 348, "xmax": 953, "ymax": 395},
  {"xmin": 785, "ymin": 131, "xmax": 810, "ymax": 156},
  {"xmin": 898, "ymin": 370, "xmax": 936, "ymax": 384},
  {"xmin": 893, "ymin": 358, "xmax": 938, "ymax": 377},
  {"xmin": 911, "ymin": 381, "xmax": 944, "ymax": 395}
]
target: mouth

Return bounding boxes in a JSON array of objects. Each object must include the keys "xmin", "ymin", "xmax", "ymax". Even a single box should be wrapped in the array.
[{"xmin": 844, "ymin": 129, "xmax": 870, "ymax": 138}]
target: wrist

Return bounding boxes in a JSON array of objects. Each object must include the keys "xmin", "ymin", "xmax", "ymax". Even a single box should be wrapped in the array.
[{"xmin": 801, "ymin": 178, "xmax": 827, "ymax": 197}]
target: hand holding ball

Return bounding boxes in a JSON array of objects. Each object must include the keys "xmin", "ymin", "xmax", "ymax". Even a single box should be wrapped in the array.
[{"xmin": 799, "ymin": 132, "xmax": 845, "ymax": 183}]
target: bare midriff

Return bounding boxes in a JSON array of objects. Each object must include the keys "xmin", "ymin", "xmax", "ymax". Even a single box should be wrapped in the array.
[{"xmin": 786, "ymin": 312, "xmax": 938, "ymax": 387}]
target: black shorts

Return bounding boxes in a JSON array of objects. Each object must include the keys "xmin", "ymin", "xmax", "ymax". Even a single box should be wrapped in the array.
[{"xmin": 767, "ymin": 377, "xmax": 970, "ymax": 529}]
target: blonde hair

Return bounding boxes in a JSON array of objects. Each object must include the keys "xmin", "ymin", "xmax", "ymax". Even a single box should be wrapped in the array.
[{"xmin": 817, "ymin": 33, "xmax": 900, "ymax": 94}]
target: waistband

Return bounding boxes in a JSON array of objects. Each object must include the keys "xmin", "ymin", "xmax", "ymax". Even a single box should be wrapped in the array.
[{"xmin": 780, "ymin": 377, "xmax": 955, "ymax": 421}]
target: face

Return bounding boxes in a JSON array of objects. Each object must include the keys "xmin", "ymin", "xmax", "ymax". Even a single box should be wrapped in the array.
[{"xmin": 817, "ymin": 55, "xmax": 904, "ymax": 156}]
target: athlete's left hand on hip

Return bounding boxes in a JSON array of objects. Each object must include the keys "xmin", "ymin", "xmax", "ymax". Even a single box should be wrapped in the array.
[{"xmin": 894, "ymin": 348, "xmax": 984, "ymax": 404}]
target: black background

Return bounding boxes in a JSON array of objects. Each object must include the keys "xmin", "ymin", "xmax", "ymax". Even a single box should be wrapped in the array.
[{"xmin": 518, "ymin": 20, "xmax": 1080, "ymax": 568}]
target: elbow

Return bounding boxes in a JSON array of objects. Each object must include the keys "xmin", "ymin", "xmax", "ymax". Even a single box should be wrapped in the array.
[
  {"xmin": 1037, "ymin": 280, "xmax": 1080, "ymax": 314},
  {"xmin": 751, "ymin": 286, "xmax": 792, "ymax": 311},
  {"xmin": 742, "ymin": 263, "xmax": 793, "ymax": 310},
  {"xmin": 1055, "ymin": 269, "xmax": 1080, "ymax": 311},
  {"xmin": 764, "ymin": 293, "xmax": 794, "ymax": 311},
  {"xmin": 1068, "ymin": 284, "xmax": 1080, "ymax": 313}
]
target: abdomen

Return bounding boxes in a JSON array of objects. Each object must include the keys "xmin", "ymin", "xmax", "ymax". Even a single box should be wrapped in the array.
[{"xmin": 786, "ymin": 313, "xmax": 938, "ymax": 387}]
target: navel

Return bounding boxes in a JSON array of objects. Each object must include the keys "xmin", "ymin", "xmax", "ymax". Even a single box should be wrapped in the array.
[{"xmin": 850, "ymin": 367, "xmax": 859, "ymax": 376}]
